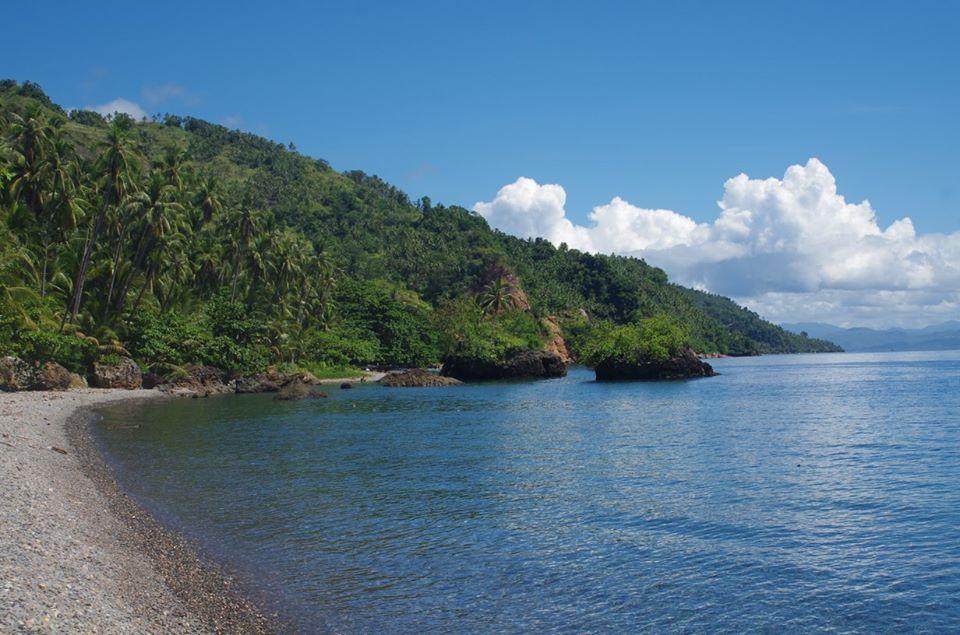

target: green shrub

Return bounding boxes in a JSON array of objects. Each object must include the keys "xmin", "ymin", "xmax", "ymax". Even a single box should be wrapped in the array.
[
  {"xmin": 435, "ymin": 298, "xmax": 545, "ymax": 363},
  {"xmin": 10, "ymin": 330, "xmax": 97, "ymax": 374},
  {"xmin": 335, "ymin": 280, "xmax": 439, "ymax": 366},
  {"xmin": 306, "ymin": 326, "xmax": 381, "ymax": 367},
  {"xmin": 581, "ymin": 316, "xmax": 687, "ymax": 367}
]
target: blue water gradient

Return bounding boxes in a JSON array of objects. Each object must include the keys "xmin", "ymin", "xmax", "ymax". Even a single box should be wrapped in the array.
[{"xmin": 95, "ymin": 351, "xmax": 960, "ymax": 632}]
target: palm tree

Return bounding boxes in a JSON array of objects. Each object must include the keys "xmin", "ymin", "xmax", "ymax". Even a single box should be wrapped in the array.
[
  {"xmin": 6, "ymin": 106, "xmax": 52, "ymax": 218},
  {"xmin": 479, "ymin": 277, "xmax": 513, "ymax": 317},
  {"xmin": 39, "ymin": 135, "xmax": 84, "ymax": 298},
  {"xmin": 113, "ymin": 170, "xmax": 184, "ymax": 313},
  {"xmin": 67, "ymin": 120, "xmax": 136, "ymax": 324},
  {"xmin": 156, "ymin": 144, "xmax": 187, "ymax": 192},
  {"xmin": 227, "ymin": 202, "xmax": 261, "ymax": 301},
  {"xmin": 192, "ymin": 175, "xmax": 222, "ymax": 231}
]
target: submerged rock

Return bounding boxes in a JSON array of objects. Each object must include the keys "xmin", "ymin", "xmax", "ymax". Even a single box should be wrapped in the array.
[
  {"xmin": 91, "ymin": 358, "xmax": 143, "ymax": 389},
  {"xmin": 379, "ymin": 369, "xmax": 463, "ymax": 387},
  {"xmin": 441, "ymin": 350, "xmax": 567, "ymax": 381},
  {"xmin": 593, "ymin": 347, "xmax": 716, "ymax": 381}
]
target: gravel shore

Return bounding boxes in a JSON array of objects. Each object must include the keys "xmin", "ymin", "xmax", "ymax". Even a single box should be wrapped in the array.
[{"xmin": 0, "ymin": 389, "xmax": 273, "ymax": 633}]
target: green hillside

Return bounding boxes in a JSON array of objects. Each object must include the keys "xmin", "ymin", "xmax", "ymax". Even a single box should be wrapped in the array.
[{"xmin": 0, "ymin": 80, "xmax": 839, "ymax": 377}]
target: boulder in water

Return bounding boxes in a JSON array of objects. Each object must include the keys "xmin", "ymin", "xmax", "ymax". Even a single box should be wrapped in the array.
[
  {"xmin": 594, "ymin": 347, "xmax": 716, "ymax": 381},
  {"xmin": 441, "ymin": 350, "xmax": 566, "ymax": 381},
  {"xmin": 275, "ymin": 379, "xmax": 327, "ymax": 401},
  {"xmin": 379, "ymin": 369, "xmax": 463, "ymax": 387}
]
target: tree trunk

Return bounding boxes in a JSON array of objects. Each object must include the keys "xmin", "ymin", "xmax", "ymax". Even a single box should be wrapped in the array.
[{"xmin": 67, "ymin": 209, "xmax": 105, "ymax": 324}]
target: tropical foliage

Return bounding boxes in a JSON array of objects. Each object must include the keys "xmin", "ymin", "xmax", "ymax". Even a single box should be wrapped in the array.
[
  {"xmin": 0, "ymin": 80, "xmax": 839, "ymax": 377},
  {"xmin": 580, "ymin": 317, "xmax": 688, "ymax": 367}
]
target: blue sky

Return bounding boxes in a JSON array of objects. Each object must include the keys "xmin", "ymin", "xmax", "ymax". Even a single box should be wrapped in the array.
[{"xmin": 5, "ymin": 1, "xmax": 959, "ymax": 326}]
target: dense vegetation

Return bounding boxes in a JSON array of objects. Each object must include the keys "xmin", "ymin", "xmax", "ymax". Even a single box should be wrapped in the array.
[
  {"xmin": 0, "ymin": 80, "xmax": 839, "ymax": 378},
  {"xmin": 580, "ymin": 317, "xmax": 687, "ymax": 366}
]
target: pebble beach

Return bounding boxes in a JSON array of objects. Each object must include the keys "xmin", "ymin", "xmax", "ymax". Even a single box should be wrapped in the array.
[{"xmin": 0, "ymin": 389, "xmax": 272, "ymax": 633}]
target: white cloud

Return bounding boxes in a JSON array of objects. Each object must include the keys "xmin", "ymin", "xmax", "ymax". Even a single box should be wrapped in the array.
[
  {"xmin": 85, "ymin": 98, "xmax": 147, "ymax": 120},
  {"xmin": 474, "ymin": 159, "xmax": 960, "ymax": 328}
]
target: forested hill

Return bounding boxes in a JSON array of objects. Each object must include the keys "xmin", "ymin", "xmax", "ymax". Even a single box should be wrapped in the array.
[{"xmin": 0, "ymin": 80, "xmax": 838, "ymax": 377}]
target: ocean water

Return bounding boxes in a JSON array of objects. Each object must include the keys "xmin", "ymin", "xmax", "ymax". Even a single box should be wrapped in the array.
[{"xmin": 95, "ymin": 351, "xmax": 960, "ymax": 632}]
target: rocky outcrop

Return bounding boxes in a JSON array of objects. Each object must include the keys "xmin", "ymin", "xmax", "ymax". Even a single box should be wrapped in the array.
[
  {"xmin": 442, "ymin": 350, "xmax": 567, "ymax": 381},
  {"xmin": 380, "ymin": 369, "xmax": 463, "ymax": 387},
  {"xmin": 274, "ymin": 379, "xmax": 327, "ymax": 401},
  {"xmin": 1, "ymin": 357, "xmax": 89, "ymax": 391},
  {"xmin": 233, "ymin": 375, "xmax": 281, "ymax": 394},
  {"xmin": 541, "ymin": 316, "xmax": 572, "ymax": 364},
  {"xmin": 233, "ymin": 368, "xmax": 320, "ymax": 394},
  {"xmin": 593, "ymin": 347, "xmax": 716, "ymax": 381},
  {"xmin": 32, "ymin": 362, "xmax": 74, "ymax": 391},
  {"xmin": 158, "ymin": 364, "xmax": 235, "ymax": 397},
  {"xmin": 91, "ymin": 358, "xmax": 143, "ymax": 389},
  {"xmin": 1, "ymin": 356, "xmax": 35, "ymax": 391},
  {"xmin": 141, "ymin": 372, "xmax": 164, "ymax": 390}
]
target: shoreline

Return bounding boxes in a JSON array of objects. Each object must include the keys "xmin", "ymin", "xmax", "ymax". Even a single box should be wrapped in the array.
[{"xmin": 0, "ymin": 389, "xmax": 274, "ymax": 633}]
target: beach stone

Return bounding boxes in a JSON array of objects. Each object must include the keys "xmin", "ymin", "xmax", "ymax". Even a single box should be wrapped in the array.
[
  {"xmin": 31, "ymin": 362, "xmax": 73, "ymax": 391},
  {"xmin": 380, "ymin": 369, "xmax": 463, "ymax": 387},
  {"xmin": 0, "ymin": 356, "xmax": 34, "ymax": 391},
  {"xmin": 91, "ymin": 358, "xmax": 142, "ymax": 389},
  {"xmin": 67, "ymin": 373, "xmax": 88, "ymax": 390}
]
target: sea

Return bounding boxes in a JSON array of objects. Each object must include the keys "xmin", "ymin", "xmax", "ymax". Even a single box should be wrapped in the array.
[{"xmin": 94, "ymin": 351, "xmax": 960, "ymax": 632}]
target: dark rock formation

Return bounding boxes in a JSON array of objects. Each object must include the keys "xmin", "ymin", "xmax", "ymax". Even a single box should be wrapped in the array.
[
  {"xmin": 91, "ymin": 358, "xmax": 143, "ymax": 389},
  {"xmin": 234, "ymin": 368, "xmax": 320, "ymax": 394},
  {"xmin": 157, "ymin": 364, "xmax": 235, "ymax": 397},
  {"xmin": 441, "ymin": 350, "xmax": 567, "ymax": 381},
  {"xmin": 233, "ymin": 375, "xmax": 281, "ymax": 394},
  {"xmin": 340, "ymin": 382, "xmax": 353, "ymax": 390},
  {"xmin": 379, "ymin": 369, "xmax": 463, "ymax": 387},
  {"xmin": 141, "ymin": 372, "xmax": 164, "ymax": 390},
  {"xmin": 593, "ymin": 347, "xmax": 717, "ymax": 381},
  {"xmin": 274, "ymin": 379, "xmax": 327, "ymax": 401}
]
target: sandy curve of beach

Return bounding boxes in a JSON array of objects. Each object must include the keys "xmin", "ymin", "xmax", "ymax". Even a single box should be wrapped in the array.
[{"xmin": 0, "ymin": 389, "xmax": 272, "ymax": 634}]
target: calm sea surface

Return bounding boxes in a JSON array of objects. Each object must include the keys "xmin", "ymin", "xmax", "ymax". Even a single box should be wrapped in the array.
[{"xmin": 95, "ymin": 351, "xmax": 960, "ymax": 632}]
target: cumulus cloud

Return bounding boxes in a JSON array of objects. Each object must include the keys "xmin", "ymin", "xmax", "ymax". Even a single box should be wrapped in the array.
[
  {"xmin": 473, "ymin": 159, "xmax": 960, "ymax": 327},
  {"xmin": 84, "ymin": 98, "xmax": 147, "ymax": 120}
]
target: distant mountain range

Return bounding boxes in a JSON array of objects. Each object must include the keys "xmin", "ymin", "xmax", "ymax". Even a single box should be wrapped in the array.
[{"xmin": 782, "ymin": 321, "xmax": 960, "ymax": 352}]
